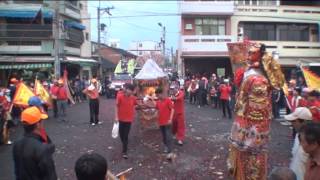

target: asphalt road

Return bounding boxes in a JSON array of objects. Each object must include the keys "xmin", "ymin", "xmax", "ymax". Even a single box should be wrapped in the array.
[{"xmin": 0, "ymin": 98, "xmax": 291, "ymax": 180}]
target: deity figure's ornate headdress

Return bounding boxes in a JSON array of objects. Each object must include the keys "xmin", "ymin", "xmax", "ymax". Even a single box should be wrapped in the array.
[{"xmin": 227, "ymin": 41, "xmax": 285, "ymax": 90}]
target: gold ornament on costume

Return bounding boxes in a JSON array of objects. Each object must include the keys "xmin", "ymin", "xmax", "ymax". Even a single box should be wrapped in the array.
[{"xmin": 261, "ymin": 53, "xmax": 285, "ymax": 90}]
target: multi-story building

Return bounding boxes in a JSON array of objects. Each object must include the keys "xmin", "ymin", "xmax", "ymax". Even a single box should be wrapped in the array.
[
  {"xmin": 178, "ymin": 0, "xmax": 235, "ymax": 77},
  {"xmin": 0, "ymin": 0, "xmax": 96, "ymax": 84},
  {"xmin": 178, "ymin": 0, "xmax": 320, "ymax": 78},
  {"xmin": 128, "ymin": 40, "xmax": 162, "ymax": 57},
  {"xmin": 233, "ymin": 0, "xmax": 320, "ymax": 78}
]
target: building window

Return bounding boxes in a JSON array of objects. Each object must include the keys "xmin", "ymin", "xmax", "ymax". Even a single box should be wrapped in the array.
[
  {"xmin": 251, "ymin": 0, "xmax": 257, "ymax": 5},
  {"xmin": 242, "ymin": 22, "xmax": 313, "ymax": 42},
  {"xmin": 85, "ymin": 32, "xmax": 89, "ymax": 40},
  {"xmin": 195, "ymin": 18, "xmax": 226, "ymax": 35},
  {"xmin": 139, "ymin": 51, "xmax": 143, "ymax": 55},
  {"xmin": 139, "ymin": 43, "xmax": 142, "ymax": 47},
  {"xmin": 279, "ymin": 24, "xmax": 309, "ymax": 41},
  {"xmin": 79, "ymin": 3, "xmax": 83, "ymax": 10},
  {"xmin": 67, "ymin": 0, "xmax": 78, "ymax": 7},
  {"xmin": 243, "ymin": 23, "xmax": 276, "ymax": 41}
]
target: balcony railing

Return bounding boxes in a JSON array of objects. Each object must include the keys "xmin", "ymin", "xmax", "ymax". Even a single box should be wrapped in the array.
[
  {"xmin": 235, "ymin": 5, "xmax": 320, "ymax": 20},
  {"xmin": 180, "ymin": 1, "xmax": 235, "ymax": 15},
  {"xmin": 66, "ymin": 28, "xmax": 84, "ymax": 44},
  {"xmin": 181, "ymin": 35, "xmax": 236, "ymax": 53},
  {"xmin": 253, "ymin": 41, "xmax": 320, "ymax": 58},
  {"xmin": 12, "ymin": 0, "xmax": 44, "ymax": 4},
  {"xmin": 0, "ymin": 24, "xmax": 52, "ymax": 40}
]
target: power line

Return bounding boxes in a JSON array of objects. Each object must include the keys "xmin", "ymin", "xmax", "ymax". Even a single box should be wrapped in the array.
[
  {"xmin": 81, "ymin": 14, "xmax": 180, "ymax": 20},
  {"xmin": 113, "ymin": 18, "xmax": 180, "ymax": 34},
  {"xmin": 81, "ymin": 13, "xmax": 320, "ymax": 23},
  {"xmin": 111, "ymin": 6, "xmax": 177, "ymax": 14}
]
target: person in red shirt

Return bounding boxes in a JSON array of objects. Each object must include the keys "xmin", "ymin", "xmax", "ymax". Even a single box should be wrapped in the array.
[
  {"xmin": 219, "ymin": 79, "xmax": 232, "ymax": 119},
  {"xmin": 50, "ymin": 79, "xmax": 59, "ymax": 118},
  {"xmin": 307, "ymin": 90, "xmax": 320, "ymax": 123},
  {"xmin": 83, "ymin": 78, "xmax": 101, "ymax": 126},
  {"xmin": 153, "ymin": 88, "xmax": 175, "ymax": 159},
  {"xmin": 299, "ymin": 89, "xmax": 309, "ymax": 108},
  {"xmin": 115, "ymin": 83, "xmax": 137, "ymax": 159},
  {"xmin": 171, "ymin": 86, "xmax": 185, "ymax": 145},
  {"xmin": 0, "ymin": 88, "xmax": 13, "ymax": 145},
  {"xmin": 56, "ymin": 79, "xmax": 68, "ymax": 122}
]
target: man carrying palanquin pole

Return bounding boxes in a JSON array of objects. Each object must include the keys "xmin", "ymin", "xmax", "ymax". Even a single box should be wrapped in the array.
[{"xmin": 227, "ymin": 42, "xmax": 285, "ymax": 180}]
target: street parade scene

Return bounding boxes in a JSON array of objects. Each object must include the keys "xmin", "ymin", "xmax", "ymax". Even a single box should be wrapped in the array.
[{"xmin": 1, "ymin": 1, "xmax": 320, "ymax": 180}]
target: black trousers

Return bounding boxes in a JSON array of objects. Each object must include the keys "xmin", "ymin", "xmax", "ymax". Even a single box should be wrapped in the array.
[
  {"xmin": 160, "ymin": 125, "xmax": 172, "ymax": 153},
  {"xmin": 119, "ymin": 121, "xmax": 131, "ymax": 153},
  {"xmin": 52, "ymin": 99, "xmax": 58, "ymax": 118},
  {"xmin": 89, "ymin": 99, "xmax": 99, "ymax": 123},
  {"xmin": 189, "ymin": 92, "xmax": 197, "ymax": 104},
  {"xmin": 272, "ymin": 102, "xmax": 280, "ymax": 119},
  {"xmin": 221, "ymin": 99, "xmax": 232, "ymax": 118},
  {"xmin": 211, "ymin": 96, "xmax": 218, "ymax": 108},
  {"xmin": 197, "ymin": 89, "xmax": 206, "ymax": 106}
]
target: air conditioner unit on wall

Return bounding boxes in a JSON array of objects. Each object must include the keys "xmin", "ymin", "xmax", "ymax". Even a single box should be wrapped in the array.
[{"xmin": 185, "ymin": 24, "xmax": 193, "ymax": 30}]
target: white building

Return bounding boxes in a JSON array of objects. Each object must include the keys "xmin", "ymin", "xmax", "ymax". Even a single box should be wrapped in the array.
[
  {"xmin": 178, "ymin": 0, "xmax": 320, "ymax": 78},
  {"xmin": 128, "ymin": 40, "xmax": 162, "ymax": 56}
]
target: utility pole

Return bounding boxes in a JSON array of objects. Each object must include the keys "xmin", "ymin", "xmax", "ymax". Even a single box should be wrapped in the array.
[
  {"xmin": 158, "ymin": 23, "xmax": 166, "ymax": 67},
  {"xmin": 53, "ymin": 1, "xmax": 61, "ymax": 79},
  {"xmin": 97, "ymin": 4, "xmax": 114, "ymax": 78},
  {"xmin": 97, "ymin": 6, "xmax": 101, "ymax": 78},
  {"xmin": 171, "ymin": 47, "xmax": 174, "ymax": 69},
  {"xmin": 162, "ymin": 26, "xmax": 166, "ymax": 59}
]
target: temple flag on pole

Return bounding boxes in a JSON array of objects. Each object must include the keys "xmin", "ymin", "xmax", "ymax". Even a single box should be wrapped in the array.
[
  {"xmin": 12, "ymin": 82, "xmax": 35, "ymax": 107},
  {"xmin": 282, "ymin": 82, "xmax": 292, "ymax": 111},
  {"xmin": 301, "ymin": 67, "xmax": 320, "ymax": 92},
  {"xmin": 63, "ymin": 69, "xmax": 75, "ymax": 104},
  {"xmin": 34, "ymin": 79, "xmax": 52, "ymax": 107}
]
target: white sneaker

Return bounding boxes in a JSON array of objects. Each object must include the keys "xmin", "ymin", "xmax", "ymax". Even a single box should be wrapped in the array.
[
  {"xmin": 91, "ymin": 123, "xmax": 96, "ymax": 126},
  {"xmin": 6, "ymin": 140, "xmax": 12, "ymax": 145},
  {"xmin": 280, "ymin": 121, "xmax": 291, "ymax": 126},
  {"xmin": 97, "ymin": 121, "xmax": 102, "ymax": 125},
  {"xmin": 166, "ymin": 153, "xmax": 177, "ymax": 161}
]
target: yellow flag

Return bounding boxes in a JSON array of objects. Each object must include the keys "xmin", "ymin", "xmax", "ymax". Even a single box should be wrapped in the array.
[
  {"xmin": 127, "ymin": 59, "xmax": 136, "ymax": 75},
  {"xmin": 34, "ymin": 80, "xmax": 52, "ymax": 107},
  {"xmin": 12, "ymin": 82, "xmax": 35, "ymax": 107},
  {"xmin": 302, "ymin": 67, "xmax": 320, "ymax": 91},
  {"xmin": 114, "ymin": 60, "xmax": 123, "ymax": 74}
]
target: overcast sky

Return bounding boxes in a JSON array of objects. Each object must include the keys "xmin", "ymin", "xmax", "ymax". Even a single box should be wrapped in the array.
[{"xmin": 88, "ymin": 1, "xmax": 179, "ymax": 51}]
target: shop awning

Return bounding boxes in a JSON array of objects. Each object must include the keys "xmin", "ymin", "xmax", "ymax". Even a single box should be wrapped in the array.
[
  {"xmin": 64, "ymin": 20, "xmax": 86, "ymax": 30},
  {"xmin": 0, "ymin": 63, "xmax": 52, "ymax": 69},
  {"xmin": 64, "ymin": 56, "xmax": 98, "ymax": 66},
  {"xmin": 0, "ymin": 9, "xmax": 54, "ymax": 19},
  {"xmin": 0, "ymin": 56, "xmax": 54, "ymax": 62}
]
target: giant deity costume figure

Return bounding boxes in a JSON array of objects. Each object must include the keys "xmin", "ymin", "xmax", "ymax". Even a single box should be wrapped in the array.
[{"xmin": 227, "ymin": 42, "xmax": 285, "ymax": 180}]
